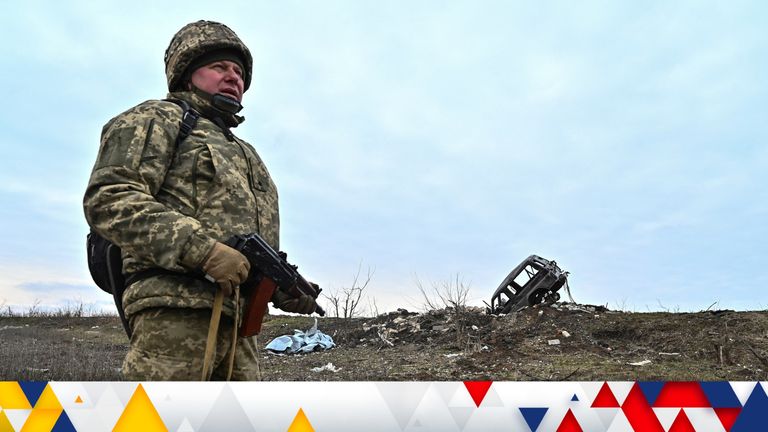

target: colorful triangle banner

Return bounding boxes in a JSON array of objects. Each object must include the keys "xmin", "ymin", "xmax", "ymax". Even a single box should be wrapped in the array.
[
  {"xmin": 287, "ymin": 408, "xmax": 314, "ymax": 432},
  {"xmin": 113, "ymin": 384, "xmax": 167, "ymax": 432},
  {"xmin": 519, "ymin": 407, "xmax": 547, "ymax": 432},
  {"xmin": 463, "ymin": 381, "xmax": 493, "ymax": 408},
  {"xmin": 592, "ymin": 382, "xmax": 620, "ymax": 408}
]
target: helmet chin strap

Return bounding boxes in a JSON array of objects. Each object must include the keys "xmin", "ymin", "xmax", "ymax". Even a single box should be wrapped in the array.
[{"xmin": 191, "ymin": 86, "xmax": 244, "ymax": 114}]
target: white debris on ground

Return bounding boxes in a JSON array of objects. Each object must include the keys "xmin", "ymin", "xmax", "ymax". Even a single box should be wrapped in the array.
[
  {"xmin": 265, "ymin": 318, "xmax": 335, "ymax": 354},
  {"xmin": 629, "ymin": 359, "xmax": 652, "ymax": 366},
  {"xmin": 561, "ymin": 330, "xmax": 571, "ymax": 338},
  {"xmin": 311, "ymin": 363, "xmax": 340, "ymax": 373},
  {"xmin": 548, "ymin": 339, "xmax": 561, "ymax": 345}
]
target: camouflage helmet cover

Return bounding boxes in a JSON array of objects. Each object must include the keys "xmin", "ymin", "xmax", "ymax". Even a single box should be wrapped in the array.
[{"xmin": 165, "ymin": 20, "xmax": 253, "ymax": 92}]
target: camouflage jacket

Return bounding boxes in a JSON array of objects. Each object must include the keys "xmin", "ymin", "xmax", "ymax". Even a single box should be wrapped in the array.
[{"xmin": 83, "ymin": 91, "xmax": 279, "ymax": 319}]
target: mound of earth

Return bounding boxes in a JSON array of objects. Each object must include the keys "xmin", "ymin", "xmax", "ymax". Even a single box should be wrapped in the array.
[
  {"xmin": 259, "ymin": 303, "xmax": 768, "ymax": 381},
  {"xmin": 2, "ymin": 303, "xmax": 766, "ymax": 381}
]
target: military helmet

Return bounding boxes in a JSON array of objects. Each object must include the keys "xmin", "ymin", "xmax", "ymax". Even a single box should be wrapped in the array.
[{"xmin": 164, "ymin": 20, "xmax": 253, "ymax": 92}]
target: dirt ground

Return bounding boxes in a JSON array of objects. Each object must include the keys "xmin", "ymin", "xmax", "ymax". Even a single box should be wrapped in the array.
[{"xmin": 1, "ymin": 303, "xmax": 767, "ymax": 381}]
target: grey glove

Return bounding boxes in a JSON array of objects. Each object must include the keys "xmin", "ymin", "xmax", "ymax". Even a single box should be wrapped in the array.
[{"xmin": 271, "ymin": 289, "xmax": 317, "ymax": 315}]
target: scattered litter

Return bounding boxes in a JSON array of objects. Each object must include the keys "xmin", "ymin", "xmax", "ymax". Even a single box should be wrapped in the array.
[
  {"xmin": 265, "ymin": 318, "xmax": 335, "ymax": 354},
  {"xmin": 311, "ymin": 363, "xmax": 340, "ymax": 373},
  {"xmin": 91, "ymin": 325, "xmax": 100, "ymax": 329},
  {"xmin": 378, "ymin": 329, "xmax": 395, "ymax": 347},
  {"xmin": 629, "ymin": 360, "xmax": 652, "ymax": 366},
  {"xmin": 659, "ymin": 352, "xmax": 680, "ymax": 356},
  {"xmin": 471, "ymin": 325, "xmax": 479, "ymax": 331},
  {"xmin": 548, "ymin": 339, "xmax": 561, "ymax": 345},
  {"xmin": 538, "ymin": 310, "xmax": 544, "ymax": 316},
  {"xmin": 444, "ymin": 353, "xmax": 462, "ymax": 358},
  {"xmin": 561, "ymin": 330, "xmax": 571, "ymax": 338},
  {"xmin": 481, "ymin": 345, "xmax": 489, "ymax": 351}
]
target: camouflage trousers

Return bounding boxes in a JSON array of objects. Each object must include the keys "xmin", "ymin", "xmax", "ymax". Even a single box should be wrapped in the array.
[{"xmin": 122, "ymin": 307, "xmax": 261, "ymax": 381}]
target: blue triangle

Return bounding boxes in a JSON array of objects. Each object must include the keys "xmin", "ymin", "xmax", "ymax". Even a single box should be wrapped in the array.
[
  {"xmin": 19, "ymin": 381, "xmax": 48, "ymax": 407},
  {"xmin": 571, "ymin": 394, "xmax": 579, "ymax": 402},
  {"xmin": 519, "ymin": 407, "xmax": 548, "ymax": 432},
  {"xmin": 731, "ymin": 383, "xmax": 768, "ymax": 432},
  {"xmin": 638, "ymin": 381, "xmax": 665, "ymax": 406},
  {"xmin": 52, "ymin": 411, "xmax": 77, "ymax": 432},
  {"xmin": 700, "ymin": 381, "xmax": 742, "ymax": 408}
]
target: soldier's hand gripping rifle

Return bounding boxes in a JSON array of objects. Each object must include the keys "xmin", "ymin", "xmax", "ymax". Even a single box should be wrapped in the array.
[{"xmin": 222, "ymin": 233, "xmax": 325, "ymax": 337}]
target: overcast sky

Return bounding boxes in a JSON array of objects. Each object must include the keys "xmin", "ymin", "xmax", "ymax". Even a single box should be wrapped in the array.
[{"xmin": 0, "ymin": 1, "xmax": 766, "ymax": 314}]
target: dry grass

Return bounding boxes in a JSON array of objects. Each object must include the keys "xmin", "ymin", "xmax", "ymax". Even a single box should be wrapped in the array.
[{"xmin": 0, "ymin": 315, "xmax": 127, "ymax": 381}]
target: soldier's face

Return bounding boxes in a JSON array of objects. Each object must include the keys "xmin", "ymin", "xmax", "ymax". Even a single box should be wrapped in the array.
[{"xmin": 190, "ymin": 60, "xmax": 245, "ymax": 102}]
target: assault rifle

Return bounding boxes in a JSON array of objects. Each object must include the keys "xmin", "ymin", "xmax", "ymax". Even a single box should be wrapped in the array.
[{"xmin": 221, "ymin": 232, "xmax": 325, "ymax": 337}]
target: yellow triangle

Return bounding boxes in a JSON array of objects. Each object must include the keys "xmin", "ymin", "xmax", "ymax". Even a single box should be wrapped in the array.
[
  {"xmin": 0, "ymin": 411, "xmax": 15, "ymax": 432},
  {"xmin": 21, "ymin": 409, "xmax": 60, "ymax": 432},
  {"xmin": 286, "ymin": 408, "xmax": 314, "ymax": 432},
  {"xmin": 113, "ymin": 384, "xmax": 168, "ymax": 432},
  {"xmin": 0, "ymin": 382, "xmax": 32, "ymax": 409},
  {"xmin": 33, "ymin": 384, "xmax": 62, "ymax": 410},
  {"xmin": 75, "ymin": 396, "xmax": 83, "ymax": 404}
]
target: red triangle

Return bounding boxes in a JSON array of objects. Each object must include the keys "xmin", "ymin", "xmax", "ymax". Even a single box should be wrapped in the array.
[
  {"xmin": 668, "ymin": 409, "xmax": 695, "ymax": 432},
  {"xmin": 622, "ymin": 383, "xmax": 665, "ymax": 432},
  {"xmin": 592, "ymin": 382, "xmax": 620, "ymax": 408},
  {"xmin": 714, "ymin": 407, "xmax": 741, "ymax": 432},
  {"xmin": 654, "ymin": 382, "xmax": 710, "ymax": 407},
  {"xmin": 556, "ymin": 409, "xmax": 583, "ymax": 432},
  {"xmin": 463, "ymin": 381, "xmax": 493, "ymax": 407}
]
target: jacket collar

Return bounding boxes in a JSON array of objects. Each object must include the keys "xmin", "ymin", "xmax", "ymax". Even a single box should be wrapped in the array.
[{"xmin": 168, "ymin": 90, "xmax": 244, "ymax": 129}]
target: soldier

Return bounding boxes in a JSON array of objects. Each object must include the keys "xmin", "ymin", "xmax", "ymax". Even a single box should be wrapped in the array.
[{"xmin": 84, "ymin": 20, "xmax": 316, "ymax": 380}]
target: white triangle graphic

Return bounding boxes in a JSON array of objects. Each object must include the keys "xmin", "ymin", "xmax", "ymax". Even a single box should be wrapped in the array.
[
  {"xmin": 112, "ymin": 382, "xmax": 138, "ymax": 406},
  {"xmin": 606, "ymin": 410, "xmax": 634, "ymax": 432},
  {"xmin": 145, "ymin": 382, "xmax": 225, "ymax": 432},
  {"xmin": 607, "ymin": 382, "xmax": 635, "ymax": 405},
  {"xmin": 199, "ymin": 384, "xmax": 254, "ymax": 431},
  {"xmin": 375, "ymin": 382, "xmax": 430, "ymax": 429},
  {"xmin": 593, "ymin": 407, "xmax": 619, "ymax": 429},
  {"xmin": 685, "ymin": 408, "xmax": 726, "ymax": 432},
  {"xmin": 48, "ymin": 382, "xmax": 92, "ymax": 409},
  {"xmin": 3, "ymin": 409, "xmax": 31, "ymax": 431},
  {"xmin": 432, "ymin": 382, "xmax": 462, "ymax": 405},
  {"xmin": 176, "ymin": 417, "xmax": 195, "ymax": 432},
  {"xmin": 653, "ymin": 407, "xmax": 680, "ymax": 431},
  {"xmin": 480, "ymin": 387, "xmax": 504, "ymax": 408},
  {"xmin": 447, "ymin": 386, "xmax": 474, "ymax": 407},
  {"xmin": 81, "ymin": 382, "xmax": 109, "ymax": 405},
  {"xmin": 730, "ymin": 382, "xmax": 757, "ymax": 406},
  {"xmin": 579, "ymin": 382, "xmax": 605, "ymax": 404},
  {"xmin": 96, "ymin": 384, "xmax": 128, "ymax": 431},
  {"xmin": 448, "ymin": 406, "xmax": 473, "ymax": 430}
]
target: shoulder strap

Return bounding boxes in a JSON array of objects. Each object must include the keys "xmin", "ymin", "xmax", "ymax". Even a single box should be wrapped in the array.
[
  {"xmin": 154, "ymin": 98, "xmax": 201, "ymax": 193},
  {"xmin": 163, "ymin": 98, "xmax": 200, "ymax": 146}
]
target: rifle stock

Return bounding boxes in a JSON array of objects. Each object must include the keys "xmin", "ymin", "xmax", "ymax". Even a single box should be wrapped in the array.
[
  {"xmin": 239, "ymin": 277, "xmax": 277, "ymax": 337},
  {"xmin": 224, "ymin": 232, "xmax": 325, "ymax": 337}
]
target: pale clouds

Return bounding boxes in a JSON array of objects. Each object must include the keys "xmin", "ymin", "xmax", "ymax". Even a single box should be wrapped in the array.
[{"xmin": 0, "ymin": 1, "xmax": 766, "ymax": 312}]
